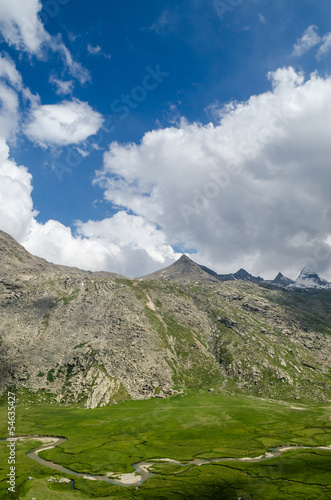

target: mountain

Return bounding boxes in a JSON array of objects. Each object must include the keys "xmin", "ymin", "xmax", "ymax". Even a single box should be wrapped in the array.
[
  {"xmin": 201, "ymin": 260, "xmax": 331, "ymax": 291},
  {"xmin": 0, "ymin": 230, "xmax": 331, "ymax": 408},
  {"xmin": 289, "ymin": 267, "xmax": 331, "ymax": 290},
  {"xmin": 0, "ymin": 230, "xmax": 59, "ymax": 275},
  {"xmin": 0, "ymin": 230, "xmax": 125, "ymax": 279},
  {"xmin": 139, "ymin": 254, "xmax": 219, "ymax": 282},
  {"xmin": 221, "ymin": 268, "xmax": 264, "ymax": 283},
  {"xmin": 199, "ymin": 265, "xmax": 264, "ymax": 283},
  {"xmin": 148, "ymin": 254, "xmax": 329, "ymax": 292},
  {"xmin": 272, "ymin": 272, "xmax": 295, "ymax": 287}
]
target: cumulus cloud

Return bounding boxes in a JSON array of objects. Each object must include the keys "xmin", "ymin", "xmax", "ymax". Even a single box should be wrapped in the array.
[
  {"xmin": 0, "ymin": 59, "xmax": 38, "ymax": 236},
  {"xmin": 0, "ymin": 43, "xmax": 175, "ymax": 277},
  {"xmin": 94, "ymin": 67, "xmax": 331, "ymax": 279},
  {"xmin": 19, "ymin": 214, "xmax": 178, "ymax": 277},
  {"xmin": 0, "ymin": 0, "xmax": 50, "ymax": 55},
  {"xmin": 0, "ymin": 130, "xmax": 177, "ymax": 276},
  {"xmin": 24, "ymin": 99, "xmax": 104, "ymax": 147},
  {"xmin": 0, "ymin": 139, "xmax": 36, "ymax": 241},
  {"xmin": 21, "ymin": 219, "xmax": 118, "ymax": 272},
  {"xmin": 76, "ymin": 213, "xmax": 179, "ymax": 276},
  {"xmin": 0, "ymin": 124, "xmax": 176, "ymax": 276},
  {"xmin": 3, "ymin": 60, "xmax": 331, "ymax": 280},
  {"xmin": 0, "ymin": 0, "xmax": 90, "ymax": 84}
]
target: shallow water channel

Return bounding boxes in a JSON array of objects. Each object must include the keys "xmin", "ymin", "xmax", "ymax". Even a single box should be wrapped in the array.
[{"xmin": 4, "ymin": 436, "xmax": 331, "ymax": 488}]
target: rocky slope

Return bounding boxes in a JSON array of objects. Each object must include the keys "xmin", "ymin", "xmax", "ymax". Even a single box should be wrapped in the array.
[{"xmin": 0, "ymin": 231, "xmax": 330, "ymax": 407}]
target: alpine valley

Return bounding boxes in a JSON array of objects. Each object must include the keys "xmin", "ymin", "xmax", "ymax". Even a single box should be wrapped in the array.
[{"xmin": 0, "ymin": 229, "xmax": 330, "ymax": 500}]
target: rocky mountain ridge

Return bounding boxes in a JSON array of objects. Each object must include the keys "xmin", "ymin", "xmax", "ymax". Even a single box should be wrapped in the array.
[
  {"xmin": 175, "ymin": 256, "xmax": 331, "ymax": 291},
  {"xmin": 0, "ymin": 230, "xmax": 330, "ymax": 408}
]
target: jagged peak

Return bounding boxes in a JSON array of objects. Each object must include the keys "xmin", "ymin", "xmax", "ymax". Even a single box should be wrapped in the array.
[
  {"xmin": 177, "ymin": 254, "xmax": 195, "ymax": 263},
  {"xmin": 138, "ymin": 254, "xmax": 219, "ymax": 282},
  {"xmin": 296, "ymin": 267, "xmax": 326, "ymax": 282},
  {"xmin": 291, "ymin": 266, "xmax": 330, "ymax": 289},
  {"xmin": 298, "ymin": 266, "xmax": 315, "ymax": 277},
  {"xmin": 234, "ymin": 269, "xmax": 251, "ymax": 278},
  {"xmin": 275, "ymin": 272, "xmax": 284, "ymax": 279},
  {"xmin": 272, "ymin": 272, "xmax": 294, "ymax": 287}
]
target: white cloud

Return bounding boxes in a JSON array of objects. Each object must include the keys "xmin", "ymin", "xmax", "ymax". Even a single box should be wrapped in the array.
[
  {"xmin": 317, "ymin": 32, "xmax": 331, "ymax": 59},
  {"xmin": 87, "ymin": 43, "xmax": 111, "ymax": 59},
  {"xmin": 22, "ymin": 219, "xmax": 118, "ymax": 272},
  {"xmin": 0, "ymin": 134, "xmax": 178, "ymax": 276},
  {"xmin": 87, "ymin": 44, "xmax": 101, "ymax": 55},
  {"xmin": 94, "ymin": 67, "xmax": 331, "ymax": 279},
  {"xmin": 75, "ymin": 213, "xmax": 179, "ymax": 276},
  {"xmin": 49, "ymin": 74, "xmax": 74, "ymax": 95},
  {"xmin": 0, "ymin": 52, "xmax": 40, "ymax": 140},
  {"xmin": 51, "ymin": 35, "xmax": 91, "ymax": 84},
  {"xmin": 3, "ymin": 62, "xmax": 331, "ymax": 280},
  {"xmin": 0, "ymin": 59, "xmax": 38, "ymax": 239},
  {"xmin": 293, "ymin": 25, "xmax": 331, "ymax": 61},
  {"xmin": 0, "ymin": 54, "xmax": 26, "ymax": 139},
  {"xmin": 75, "ymin": 146, "xmax": 89, "ymax": 158},
  {"xmin": 19, "ymin": 213, "xmax": 178, "ymax": 277},
  {"xmin": 0, "ymin": 138, "xmax": 36, "ymax": 241},
  {"xmin": 0, "ymin": 0, "xmax": 50, "ymax": 55},
  {"xmin": 0, "ymin": 83, "xmax": 20, "ymax": 139},
  {"xmin": 292, "ymin": 25, "xmax": 321, "ymax": 57},
  {"xmin": 0, "ymin": 0, "xmax": 90, "ymax": 85},
  {"xmin": 24, "ymin": 99, "xmax": 104, "ymax": 147},
  {"xmin": 0, "ymin": 42, "xmax": 173, "ymax": 277},
  {"xmin": 0, "ymin": 51, "xmax": 38, "ymax": 105},
  {"xmin": 0, "ymin": 51, "xmax": 23, "ymax": 88}
]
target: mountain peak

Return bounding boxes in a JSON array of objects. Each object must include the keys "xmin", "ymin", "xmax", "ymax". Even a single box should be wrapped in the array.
[
  {"xmin": 235, "ymin": 268, "xmax": 250, "ymax": 277},
  {"xmin": 275, "ymin": 272, "xmax": 284, "ymax": 279},
  {"xmin": 138, "ymin": 255, "xmax": 219, "ymax": 282},
  {"xmin": 272, "ymin": 272, "xmax": 294, "ymax": 287},
  {"xmin": 299, "ymin": 266, "xmax": 314, "ymax": 277},
  {"xmin": 177, "ymin": 254, "xmax": 194, "ymax": 263},
  {"xmin": 291, "ymin": 267, "xmax": 330, "ymax": 289}
]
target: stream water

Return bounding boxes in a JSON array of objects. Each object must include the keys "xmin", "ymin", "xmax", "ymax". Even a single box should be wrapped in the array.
[{"xmin": 2, "ymin": 436, "xmax": 331, "ymax": 488}]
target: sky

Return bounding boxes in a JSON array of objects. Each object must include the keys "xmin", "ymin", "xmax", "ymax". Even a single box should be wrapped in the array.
[{"xmin": 1, "ymin": 0, "xmax": 331, "ymax": 279}]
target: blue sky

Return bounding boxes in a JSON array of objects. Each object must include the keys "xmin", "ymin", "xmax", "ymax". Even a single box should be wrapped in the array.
[{"xmin": 1, "ymin": 0, "xmax": 331, "ymax": 277}]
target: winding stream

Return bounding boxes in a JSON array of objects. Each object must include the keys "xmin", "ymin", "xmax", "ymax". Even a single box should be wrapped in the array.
[{"xmin": 5, "ymin": 436, "xmax": 331, "ymax": 487}]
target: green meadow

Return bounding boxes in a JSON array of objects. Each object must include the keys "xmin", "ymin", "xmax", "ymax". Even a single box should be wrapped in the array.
[{"xmin": 0, "ymin": 390, "xmax": 330, "ymax": 499}]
